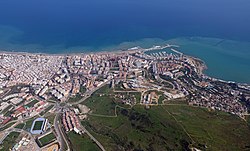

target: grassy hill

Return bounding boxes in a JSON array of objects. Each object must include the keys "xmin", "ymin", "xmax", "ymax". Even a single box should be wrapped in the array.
[{"xmin": 80, "ymin": 86, "xmax": 250, "ymax": 151}]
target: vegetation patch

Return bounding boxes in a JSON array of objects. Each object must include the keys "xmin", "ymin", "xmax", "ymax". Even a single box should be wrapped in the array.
[
  {"xmin": 0, "ymin": 132, "xmax": 20, "ymax": 151},
  {"xmin": 82, "ymin": 85, "xmax": 116, "ymax": 116},
  {"xmin": 23, "ymin": 116, "xmax": 37, "ymax": 130},
  {"xmin": 14, "ymin": 123, "xmax": 25, "ymax": 129},
  {"xmin": 80, "ymin": 86, "xmax": 87, "ymax": 94},
  {"xmin": 45, "ymin": 113, "xmax": 56, "ymax": 124},
  {"xmin": 67, "ymin": 132, "xmax": 100, "ymax": 151},
  {"xmin": 68, "ymin": 93, "xmax": 83, "ymax": 103},
  {"xmin": 82, "ymin": 97, "xmax": 250, "ymax": 151},
  {"xmin": 82, "ymin": 106, "xmax": 191, "ymax": 151},
  {"xmin": 162, "ymin": 105, "xmax": 250, "ymax": 150}
]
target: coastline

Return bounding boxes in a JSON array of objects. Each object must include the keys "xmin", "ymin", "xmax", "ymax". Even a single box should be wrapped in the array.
[
  {"xmin": 1, "ymin": 36, "xmax": 250, "ymax": 85},
  {"xmin": 0, "ymin": 48, "xmax": 126, "ymax": 56},
  {"xmin": 0, "ymin": 43, "xmax": 174, "ymax": 56},
  {"xmin": 0, "ymin": 45, "xmax": 247, "ymax": 86},
  {"xmin": 0, "ymin": 49, "xmax": 244, "ymax": 86}
]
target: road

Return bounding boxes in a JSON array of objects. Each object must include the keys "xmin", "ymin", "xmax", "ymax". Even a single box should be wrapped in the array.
[
  {"xmin": 160, "ymin": 105, "xmax": 196, "ymax": 144},
  {"xmin": 1, "ymin": 80, "xmax": 110, "ymax": 151},
  {"xmin": 113, "ymin": 90, "xmax": 138, "ymax": 93},
  {"xmin": 80, "ymin": 126, "xmax": 106, "ymax": 151},
  {"xmin": 54, "ymin": 112, "xmax": 70, "ymax": 151},
  {"xmin": 0, "ymin": 106, "xmax": 50, "ymax": 130},
  {"xmin": 57, "ymin": 79, "xmax": 109, "ymax": 151},
  {"xmin": 0, "ymin": 132, "xmax": 9, "ymax": 144},
  {"xmin": 72, "ymin": 80, "xmax": 110, "ymax": 105}
]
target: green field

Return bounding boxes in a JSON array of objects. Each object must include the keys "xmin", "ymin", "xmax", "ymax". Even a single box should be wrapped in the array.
[
  {"xmin": 23, "ymin": 116, "xmax": 37, "ymax": 130},
  {"xmin": 162, "ymin": 105, "xmax": 250, "ymax": 150},
  {"xmin": 0, "ymin": 132, "xmax": 20, "ymax": 151},
  {"xmin": 83, "ymin": 105, "xmax": 250, "ymax": 150},
  {"xmin": 68, "ymin": 93, "xmax": 83, "ymax": 103},
  {"xmin": 38, "ymin": 132, "xmax": 56, "ymax": 147},
  {"xmin": 81, "ymin": 85, "xmax": 250, "ymax": 151},
  {"xmin": 80, "ymin": 86, "xmax": 87, "ymax": 94},
  {"xmin": 45, "ymin": 113, "xmax": 56, "ymax": 124},
  {"xmin": 82, "ymin": 85, "xmax": 142, "ymax": 116},
  {"xmin": 14, "ymin": 123, "xmax": 25, "ymax": 129},
  {"xmin": 67, "ymin": 132, "xmax": 100, "ymax": 151},
  {"xmin": 158, "ymin": 95, "xmax": 165, "ymax": 104},
  {"xmin": 82, "ymin": 85, "xmax": 116, "ymax": 116},
  {"xmin": 83, "ymin": 106, "xmax": 191, "ymax": 150},
  {"xmin": 33, "ymin": 121, "xmax": 44, "ymax": 130}
]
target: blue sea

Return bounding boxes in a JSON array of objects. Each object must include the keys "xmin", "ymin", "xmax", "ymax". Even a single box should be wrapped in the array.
[{"xmin": 0, "ymin": 0, "xmax": 250, "ymax": 83}]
